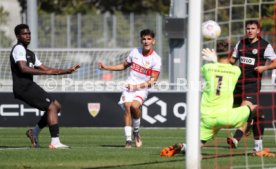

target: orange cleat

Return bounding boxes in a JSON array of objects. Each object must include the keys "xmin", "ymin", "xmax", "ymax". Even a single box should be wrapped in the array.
[
  {"xmin": 160, "ymin": 144, "xmax": 183, "ymax": 157},
  {"xmin": 253, "ymin": 148, "xmax": 275, "ymax": 157}
]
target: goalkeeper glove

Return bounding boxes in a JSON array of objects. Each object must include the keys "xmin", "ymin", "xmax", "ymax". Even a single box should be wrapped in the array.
[{"xmin": 202, "ymin": 48, "xmax": 217, "ymax": 62}]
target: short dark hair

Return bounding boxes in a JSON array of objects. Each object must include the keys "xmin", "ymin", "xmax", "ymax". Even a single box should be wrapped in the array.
[
  {"xmin": 245, "ymin": 20, "xmax": 260, "ymax": 28},
  {"xmin": 140, "ymin": 29, "xmax": 155, "ymax": 38},
  {"xmin": 216, "ymin": 39, "xmax": 229, "ymax": 58},
  {"xmin": 14, "ymin": 24, "xmax": 29, "ymax": 36}
]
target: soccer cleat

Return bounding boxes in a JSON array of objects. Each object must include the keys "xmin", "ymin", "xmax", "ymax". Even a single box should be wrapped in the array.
[
  {"xmin": 48, "ymin": 143, "xmax": 70, "ymax": 149},
  {"xmin": 133, "ymin": 131, "xmax": 142, "ymax": 148},
  {"xmin": 160, "ymin": 143, "xmax": 183, "ymax": 157},
  {"xmin": 253, "ymin": 148, "xmax": 275, "ymax": 157},
  {"xmin": 125, "ymin": 140, "xmax": 132, "ymax": 148},
  {"xmin": 26, "ymin": 129, "xmax": 39, "ymax": 148},
  {"xmin": 227, "ymin": 137, "xmax": 238, "ymax": 149}
]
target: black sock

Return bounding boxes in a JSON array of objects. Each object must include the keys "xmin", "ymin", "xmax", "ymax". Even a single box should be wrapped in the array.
[
  {"xmin": 49, "ymin": 124, "xmax": 59, "ymax": 137},
  {"xmin": 37, "ymin": 112, "xmax": 48, "ymax": 129},
  {"xmin": 252, "ymin": 116, "xmax": 264, "ymax": 140},
  {"xmin": 233, "ymin": 129, "xmax": 244, "ymax": 141}
]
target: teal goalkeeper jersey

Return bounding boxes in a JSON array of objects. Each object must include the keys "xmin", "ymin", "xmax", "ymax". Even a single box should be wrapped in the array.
[{"xmin": 201, "ymin": 63, "xmax": 241, "ymax": 117}]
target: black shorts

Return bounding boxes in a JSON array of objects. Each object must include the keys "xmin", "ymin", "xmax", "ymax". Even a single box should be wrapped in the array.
[
  {"xmin": 233, "ymin": 83, "xmax": 259, "ymax": 106},
  {"xmin": 13, "ymin": 82, "xmax": 54, "ymax": 111}
]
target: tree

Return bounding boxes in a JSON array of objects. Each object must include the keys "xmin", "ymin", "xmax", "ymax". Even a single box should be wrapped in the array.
[
  {"xmin": 0, "ymin": 6, "xmax": 12, "ymax": 47},
  {"xmin": 18, "ymin": 0, "xmax": 170, "ymax": 15}
]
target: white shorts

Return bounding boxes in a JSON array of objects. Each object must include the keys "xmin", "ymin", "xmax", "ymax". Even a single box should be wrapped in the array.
[{"xmin": 118, "ymin": 89, "xmax": 148, "ymax": 110}]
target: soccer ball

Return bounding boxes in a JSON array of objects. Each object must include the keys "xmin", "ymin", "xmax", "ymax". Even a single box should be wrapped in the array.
[{"xmin": 202, "ymin": 20, "xmax": 221, "ymax": 39}]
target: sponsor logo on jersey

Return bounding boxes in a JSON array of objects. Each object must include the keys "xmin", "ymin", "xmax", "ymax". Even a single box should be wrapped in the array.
[
  {"xmin": 87, "ymin": 103, "xmax": 100, "ymax": 117},
  {"xmin": 252, "ymin": 49, "xmax": 258, "ymax": 55},
  {"xmin": 131, "ymin": 62, "xmax": 152, "ymax": 76},
  {"xmin": 240, "ymin": 56, "xmax": 255, "ymax": 65}
]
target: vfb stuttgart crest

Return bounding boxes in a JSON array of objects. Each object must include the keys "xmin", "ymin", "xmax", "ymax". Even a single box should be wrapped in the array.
[{"xmin": 87, "ymin": 103, "xmax": 101, "ymax": 117}]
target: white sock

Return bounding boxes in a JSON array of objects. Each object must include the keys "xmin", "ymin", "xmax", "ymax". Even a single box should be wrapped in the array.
[
  {"xmin": 32, "ymin": 125, "xmax": 41, "ymax": 136},
  {"xmin": 124, "ymin": 126, "xmax": 132, "ymax": 141},
  {"xmin": 254, "ymin": 139, "xmax": 263, "ymax": 152},
  {"xmin": 51, "ymin": 137, "xmax": 61, "ymax": 145},
  {"xmin": 132, "ymin": 118, "xmax": 140, "ymax": 132}
]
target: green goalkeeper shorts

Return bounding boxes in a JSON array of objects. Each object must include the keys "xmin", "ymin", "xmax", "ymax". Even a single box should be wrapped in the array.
[{"xmin": 200, "ymin": 105, "xmax": 250, "ymax": 141}]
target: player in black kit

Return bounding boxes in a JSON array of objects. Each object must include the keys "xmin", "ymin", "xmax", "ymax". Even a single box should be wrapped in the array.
[
  {"xmin": 10, "ymin": 24, "xmax": 80, "ymax": 149},
  {"xmin": 227, "ymin": 20, "xmax": 276, "ymax": 156}
]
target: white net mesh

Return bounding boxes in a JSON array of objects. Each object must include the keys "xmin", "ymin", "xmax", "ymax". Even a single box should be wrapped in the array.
[{"xmin": 0, "ymin": 48, "xmax": 131, "ymax": 92}]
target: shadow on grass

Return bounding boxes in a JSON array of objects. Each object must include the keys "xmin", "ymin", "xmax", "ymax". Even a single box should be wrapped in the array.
[
  {"xmin": 100, "ymin": 144, "xmax": 124, "ymax": 148},
  {"xmin": 82, "ymin": 158, "xmax": 183, "ymax": 169}
]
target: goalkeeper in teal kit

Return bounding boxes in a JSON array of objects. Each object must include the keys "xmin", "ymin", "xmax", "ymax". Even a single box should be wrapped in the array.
[{"xmin": 160, "ymin": 40, "xmax": 261, "ymax": 157}]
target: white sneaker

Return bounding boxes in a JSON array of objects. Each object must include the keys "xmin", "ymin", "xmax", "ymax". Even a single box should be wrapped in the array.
[{"xmin": 48, "ymin": 143, "xmax": 70, "ymax": 149}]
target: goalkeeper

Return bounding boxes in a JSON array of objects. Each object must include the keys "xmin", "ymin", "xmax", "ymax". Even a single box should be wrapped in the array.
[{"xmin": 160, "ymin": 40, "xmax": 262, "ymax": 157}]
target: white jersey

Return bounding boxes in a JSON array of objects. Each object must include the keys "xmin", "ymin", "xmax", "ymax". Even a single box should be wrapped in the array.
[{"xmin": 126, "ymin": 48, "xmax": 161, "ymax": 85}]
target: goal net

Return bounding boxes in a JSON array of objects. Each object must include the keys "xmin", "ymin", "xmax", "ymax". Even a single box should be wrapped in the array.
[
  {"xmin": 0, "ymin": 48, "xmax": 131, "ymax": 92},
  {"xmin": 195, "ymin": 0, "xmax": 276, "ymax": 168}
]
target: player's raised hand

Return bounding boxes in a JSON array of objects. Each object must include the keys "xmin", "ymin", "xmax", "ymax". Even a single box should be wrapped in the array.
[
  {"xmin": 126, "ymin": 84, "xmax": 137, "ymax": 91},
  {"xmin": 67, "ymin": 64, "xmax": 80, "ymax": 74},
  {"xmin": 202, "ymin": 48, "xmax": 217, "ymax": 62},
  {"xmin": 98, "ymin": 62, "xmax": 105, "ymax": 70},
  {"xmin": 72, "ymin": 64, "xmax": 80, "ymax": 72}
]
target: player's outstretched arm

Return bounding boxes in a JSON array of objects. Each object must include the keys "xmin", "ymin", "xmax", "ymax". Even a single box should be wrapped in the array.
[
  {"xmin": 37, "ymin": 64, "xmax": 80, "ymax": 75},
  {"xmin": 17, "ymin": 61, "xmax": 80, "ymax": 75},
  {"xmin": 98, "ymin": 60, "xmax": 130, "ymax": 71}
]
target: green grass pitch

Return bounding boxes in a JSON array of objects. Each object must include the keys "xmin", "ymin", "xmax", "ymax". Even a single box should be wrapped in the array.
[{"xmin": 0, "ymin": 128, "xmax": 275, "ymax": 169}]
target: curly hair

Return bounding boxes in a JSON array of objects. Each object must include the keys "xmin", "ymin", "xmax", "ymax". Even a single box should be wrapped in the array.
[{"xmin": 14, "ymin": 24, "xmax": 29, "ymax": 36}]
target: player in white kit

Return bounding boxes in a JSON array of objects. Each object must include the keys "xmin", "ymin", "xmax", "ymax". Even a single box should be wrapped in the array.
[{"xmin": 98, "ymin": 29, "xmax": 161, "ymax": 148}]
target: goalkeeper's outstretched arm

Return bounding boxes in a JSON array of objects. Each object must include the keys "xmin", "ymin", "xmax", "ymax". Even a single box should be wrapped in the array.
[{"xmin": 202, "ymin": 48, "xmax": 217, "ymax": 62}]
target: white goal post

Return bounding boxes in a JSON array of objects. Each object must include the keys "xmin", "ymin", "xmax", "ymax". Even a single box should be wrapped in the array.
[{"xmin": 186, "ymin": 0, "xmax": 202, "ymax": 169}]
